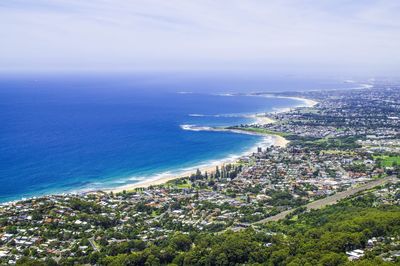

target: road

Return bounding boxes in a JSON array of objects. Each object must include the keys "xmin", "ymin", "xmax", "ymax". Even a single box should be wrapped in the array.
[
  {"xmin": 254, "ymin": 176, "xmax": 398, "ymax": 224},
  {"xmin": 88, "ymin": 237, "xmax": 99, "ymax": 252}
]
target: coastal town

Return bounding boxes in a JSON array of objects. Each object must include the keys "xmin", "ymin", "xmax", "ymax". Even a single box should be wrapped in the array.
[{"xmin": 1, "ymin": 84, "xmax": 399, "ymax": 265}]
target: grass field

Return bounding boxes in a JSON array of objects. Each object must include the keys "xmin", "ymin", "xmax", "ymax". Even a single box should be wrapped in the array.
[
  {"xmin": 373, "ymin": 155, "xmax": 400, "ymax": 167},
  {"xmin": 166, "ymin": 179, "xmax": 192, "ymax": 189}
]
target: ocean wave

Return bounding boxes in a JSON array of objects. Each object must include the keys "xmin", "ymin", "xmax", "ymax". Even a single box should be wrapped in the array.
[
  {"xmin": 188, "ymin": 113, "xmax": 206, "ymax": 117},
  {"xmin": 188, "ymin": 113, "xmax": 254, "ymax": 118},
  {"xmin": 213, "ymin": 93, "xmax": 235, "ymax": 97},
  {"xmin": 113, "ymin": 180, "xmax": 128, "ymax": 184},
  {"xmin": 180, "ymin": 124, "xmax": 214, "ymax": 131},
  {"xmin": 128, "ymin": 175, "xmax": 148, "ymax": 181}
]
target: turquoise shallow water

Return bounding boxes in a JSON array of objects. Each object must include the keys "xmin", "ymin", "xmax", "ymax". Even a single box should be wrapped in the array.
[{"xmin": 0, "ymin": 74, "xmax": 352, "ymax": 202}]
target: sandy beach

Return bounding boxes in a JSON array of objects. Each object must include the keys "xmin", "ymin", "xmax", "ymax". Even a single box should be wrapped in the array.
[
  {"xmin": 109, "ymin": 134, "xmax": 286, "ymax": 193},
  {"xmin": 111, "ymin": 162, "xmax": 226, "ymax": 193},
  {"xmin": 252, "ymin": 114, "xmax": 276, "ymax": 124},
  {"xmin": 288, "ymin": 97, "xmax": 318, "ymax": 108},
  {"xmin": 109, "ymin": 96, "xmax": 317, "ymax": 193}
]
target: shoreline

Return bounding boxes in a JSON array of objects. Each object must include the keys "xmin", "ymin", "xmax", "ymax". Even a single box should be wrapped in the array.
[
  {"xmin": 1, "ymin": 95, "xmax": 318, "ymax": 202},
  {"xmin": 108, "ymin": 135, "xmax": 278, "ymax": 193},
  {"xmin": 108, "ymin": 95, "xmax": 316, "ymax": 193}
]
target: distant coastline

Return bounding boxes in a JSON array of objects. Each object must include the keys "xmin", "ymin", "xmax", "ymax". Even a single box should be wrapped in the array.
[{"xmin": 108, "ymin": 95, "xmax": 318, "ymax": 193}]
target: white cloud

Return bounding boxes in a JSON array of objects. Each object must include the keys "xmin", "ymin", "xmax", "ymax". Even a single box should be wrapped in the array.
[{"xmin": 0, "ymin": 0, "xmax": 399, "ymax": 75}]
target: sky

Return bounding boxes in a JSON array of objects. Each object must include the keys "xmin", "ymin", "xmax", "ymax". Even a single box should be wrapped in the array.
[{"xmin": 1, "ymin": 0, "xmax": 400, "ymax": 76}]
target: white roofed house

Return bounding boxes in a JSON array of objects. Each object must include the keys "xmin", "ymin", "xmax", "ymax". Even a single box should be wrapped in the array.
[{"xmin": 346, "ymin": 249, "xmax": 364, "ymax": 261}]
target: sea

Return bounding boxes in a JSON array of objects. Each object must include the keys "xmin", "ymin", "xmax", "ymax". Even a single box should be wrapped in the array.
[{"xmin": 0, "ymin": 73, "xmax": 357, "ymax": 202}]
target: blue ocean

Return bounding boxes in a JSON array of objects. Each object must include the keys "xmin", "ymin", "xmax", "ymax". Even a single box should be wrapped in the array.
[{"xmin": 0, "ymin": 74, "xmax": 354, "ymax": 202}]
